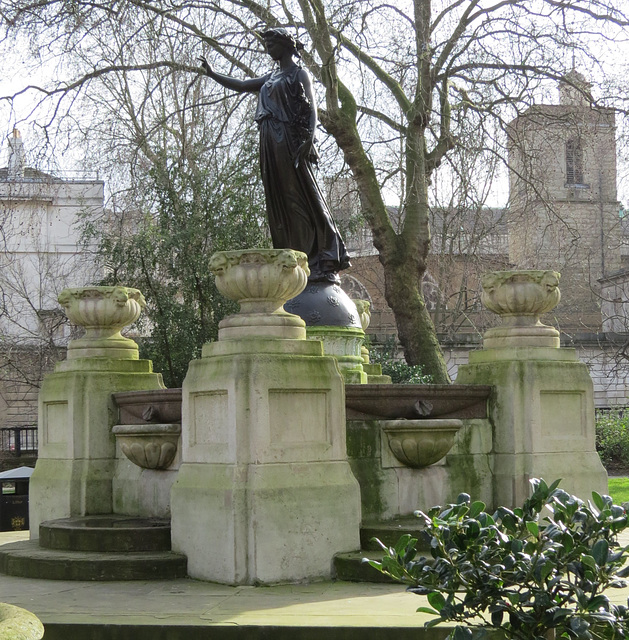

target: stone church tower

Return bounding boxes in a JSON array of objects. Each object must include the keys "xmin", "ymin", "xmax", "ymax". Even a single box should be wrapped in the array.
[{"xmin": 507, "ymin": 71, "xmax": 621, "ymax": 331}]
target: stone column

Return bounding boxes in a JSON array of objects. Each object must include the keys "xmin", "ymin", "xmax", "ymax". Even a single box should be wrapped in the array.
[
  {"xmin": 455, "ymin": 270, "xmax": 607, "ymax": 507},
  {"xmin": 29, "ymin": 287, "xmax": 164, "ymax": 536},
  {"xmin": 170, "ymin": 249, "xmax": 361, "ymax": 584}
]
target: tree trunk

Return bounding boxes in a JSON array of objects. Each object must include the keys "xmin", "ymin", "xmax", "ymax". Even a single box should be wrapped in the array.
[
  {"xmin": 380, "ymin": 249, "xmax": 451, "ymax": 384},
  {"xmin": 322, "ymin": 101, "xmax": 450, "ymax": 383}
]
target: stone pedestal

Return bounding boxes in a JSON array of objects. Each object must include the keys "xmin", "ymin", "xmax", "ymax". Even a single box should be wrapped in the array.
[
  {"xmin": 170, "ymin": 249, "xmax": 361, "ymax": 584},
  {"xmin": 352, "ymin": 299, "xmax": 391, "ymax": 384},
  {"xmin": 455, "ymin": 270, "xmax": 607, "ymax": 507},
  {"xmin": 29, "ymin": 287, "xmax": 164, "ymax": 537},
  {"xmin": 306, "ymin": 326, "xmax": 367, "ymax": 383}
]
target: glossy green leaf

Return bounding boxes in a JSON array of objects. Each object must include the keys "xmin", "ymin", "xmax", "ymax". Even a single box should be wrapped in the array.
[
  {"xmin": 469, "ymin": 501, "xmax": 486, "ymax": 518},
  {"xmin": 586, "ymin": 594, "xmax": 610, "ymax": 611},
  {"xmin": 452, "ymin": 626, "xmax": 473, "ymax": 640},
  {"xmin": 591, "ymin": 539, "xmax": 609, "ymax": 566},
  {"xmin": 416, "ymin": 606, "xmax": 439, "ymax": 615},
  {"xmin": 427, "ymin": 591, "xmax": 446, "ymax": 611},
  {"xmin": 591, "ymin": 491, "xmax": 605, "ymax": 512},
  {"xmin": 540, "ymin": 560, "xmax": 554, "ymax": 582}
]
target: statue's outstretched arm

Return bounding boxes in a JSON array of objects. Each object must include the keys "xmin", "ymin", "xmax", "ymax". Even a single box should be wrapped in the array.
[{"xmin": 198, "ymin": 56, "xmax": 265, "ymax": 93}]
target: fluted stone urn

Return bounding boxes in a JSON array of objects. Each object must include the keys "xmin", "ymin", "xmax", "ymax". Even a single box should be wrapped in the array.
[
  {"xmin": 209, "ymin": 249, "xmax": 309, "ymax": 340},
  {"xmin": 382, "ymin": 419, "xmax": 463, "ymax": 468},
  {"xmin": 480, "ymin": 270, "xmax": 561, "ymax": 348},
  {"xmin": 58, "ymin": 286, "xmax": 145, "ymax": 358}
]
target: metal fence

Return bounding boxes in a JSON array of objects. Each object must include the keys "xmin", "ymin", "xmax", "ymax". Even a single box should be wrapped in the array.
[{"xmin": 0, "ymin": 427, "xmax": 38, "ymax": 456}]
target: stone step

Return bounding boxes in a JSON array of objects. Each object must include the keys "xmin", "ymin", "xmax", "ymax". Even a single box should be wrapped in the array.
[
  {"xmin": 334, "ymin": 549, "xmax": 433, "ymax": 583},
  {"xmin": 40, "ymin": 515, "xmax": 172, "ymax": 552},
  {"xmin": 0, "ymin": 540, "xmax": 187, "ymax": 581},
  {"xmin": 360, "ymin": 517, "xmax": 429, "ymax": 551},
  {"xmin": 334, "ymin": 551, "xmax": 397, "ymax": 583},
  {"xmin": 334, "ymin": 518, "xmax": 431, "ymax": 583}
]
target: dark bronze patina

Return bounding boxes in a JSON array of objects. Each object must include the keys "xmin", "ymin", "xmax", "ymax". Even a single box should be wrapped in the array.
[{"xmin": 199, "ymin": 28, "xmax": 350, "ymax": 282}]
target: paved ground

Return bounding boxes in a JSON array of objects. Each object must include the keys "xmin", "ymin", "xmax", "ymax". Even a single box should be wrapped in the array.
[{"xmin": 0, "ymin": 529, "xmax": 627, "ymax": 639}]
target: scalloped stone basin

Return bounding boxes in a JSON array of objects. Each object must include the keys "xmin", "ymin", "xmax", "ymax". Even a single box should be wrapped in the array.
[
  {"xmin": 345, "ymin": 384, "xmax": 491, "ymax": 420},
  {"xmin": 383, "ymin": 419, "xmax": 463, "ymax": 468},
  {"xmin": 112, "ymin": 423, "xmax": 181, "ymax": 470}
]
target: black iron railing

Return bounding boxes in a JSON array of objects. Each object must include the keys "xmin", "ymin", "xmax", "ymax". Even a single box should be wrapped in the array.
[{"xmin": 0, "ymin": 427, "xmax": 38, "ymax": 456}]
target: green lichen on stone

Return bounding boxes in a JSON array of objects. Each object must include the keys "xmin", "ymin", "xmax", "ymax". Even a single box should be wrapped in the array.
[
  {"xmin": 56, "ymin": 357, "xmax": 156, "ymax": 374},
  {"xmin": 0, "ymin": 603, "xmax": 44, "ymax": 640},
  {"xmin": 444, "ymin": 426, "xmax": 482, "ymax": 503},
  {"xmin": 343, "ymin": 368, "xmax": 368, "ymax": 384},
  {"xmin": 346, "ymin": 420, "xmax": 387, "ymax": 519}
]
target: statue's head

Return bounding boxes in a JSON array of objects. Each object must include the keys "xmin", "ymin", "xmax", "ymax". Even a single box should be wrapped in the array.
[{"xmin": 259, "ymin": 28, "xmax": 305, "ymax": 59}]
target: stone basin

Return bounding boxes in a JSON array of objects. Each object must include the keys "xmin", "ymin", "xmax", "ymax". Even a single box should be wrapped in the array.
[
  {"xmin": 113, "ymin": 383, "xmax": 491, "ymax": 424},
  {"xmin": 344, "ymin": 384, "xmax": 491, "ymax": 420},
  {"xmin": 113, "ymin": 388, "xmax": 182, "ymax": 424},
  {"xmin": 382, "ymin": 419, "xmax": 463, "ymax": 467}
]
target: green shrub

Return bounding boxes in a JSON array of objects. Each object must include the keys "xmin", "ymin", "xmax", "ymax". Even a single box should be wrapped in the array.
[
  {"xmin": 369, "ymin": 479, "xmax": 629, "ymax": 640},
  {"xmin": 368, "ymin": 338, "xmax": 432, "ymax": 384},
  {"xmin": 596, "ymin": 411, "xmax": 629, "ymax": 470}
]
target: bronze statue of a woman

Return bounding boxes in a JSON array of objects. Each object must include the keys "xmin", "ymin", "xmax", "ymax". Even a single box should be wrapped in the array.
[{"xmin": 200, "ymin": 28, "xmax": 351, "ymax": 283}]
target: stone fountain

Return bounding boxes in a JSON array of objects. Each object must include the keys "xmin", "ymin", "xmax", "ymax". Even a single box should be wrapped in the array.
[{"xmin": 1, "ymin": 266, "xmax": 607, "ymax": 585}]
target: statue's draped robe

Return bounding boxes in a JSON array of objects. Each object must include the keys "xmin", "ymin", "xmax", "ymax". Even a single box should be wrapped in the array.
[{"xmin": 255, "ymin": 65, "xmax": 350, "ymax": 281}]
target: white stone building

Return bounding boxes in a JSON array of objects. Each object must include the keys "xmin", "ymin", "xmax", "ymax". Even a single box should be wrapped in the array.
[{"xmin": 0, "ymin": 129, "xmax": 104, "ymax": 438}]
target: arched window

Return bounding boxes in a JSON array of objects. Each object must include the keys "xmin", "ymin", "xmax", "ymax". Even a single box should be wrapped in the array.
[
  {"xmin": 339, "ymin": 275, "xmax": 372, "ymax": 304},
  {"xmin": 565, "ymin": 138, "xmax": 584, "ymax": 184}
]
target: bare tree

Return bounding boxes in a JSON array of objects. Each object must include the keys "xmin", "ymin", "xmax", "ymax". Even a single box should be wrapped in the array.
[{"xmin": 74, "ymin": 32, "xmax": 271, "ymax": 387}]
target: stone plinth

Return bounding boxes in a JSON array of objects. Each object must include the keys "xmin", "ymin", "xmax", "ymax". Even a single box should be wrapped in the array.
[
  {"xmin": 456, "ymin": 270, "xmax": 607, "ymax": 507},
  {"xmin": 29, "ymin": 287, "xmax": 164, "ymax": 536},
  {"xmin": 170, "ymin": 249, "xmax": 361, "ymax": 584},
  {"xmin": 306, "ymin": 326, "xmax": 367, "ymax": 384},
  {"xmin": 351, "ymin": 299, "xmax": 391, "ymax": 384}
]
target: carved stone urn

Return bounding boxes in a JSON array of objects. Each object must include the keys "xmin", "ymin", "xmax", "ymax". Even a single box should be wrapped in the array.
[
  {"xmin": 58, "ymin": 286, "xmax": 145, "ymax": 359},
  {"xmin": 112, "ymin": 423, "xmax": 181, "ymax": 470},
  {"xmin": 480, "ymin": 270, "xmax": 561, "ymax": 348},
  {"xmin": 209, "ymin": 249, "xmax": 309, "ymax": 340},
  {"xmin": 352, "ymin": 299, "xmax": 371, "ymax": 333},
  {"xmin": 382, "ymin": 419, "xmax": 463, "ymax": 468}
]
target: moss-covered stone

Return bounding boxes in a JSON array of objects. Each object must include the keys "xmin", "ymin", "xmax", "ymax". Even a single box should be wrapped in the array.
[
  {"xmin": 0, "ymin": 603, "xmax": 44, "ymax": 640},
  {"xmin": 30, "ymin": 357, "xmax": 164, "ymax": 535},
  {"xmin": 456, "ymin": 346, "xmax": 607, "ymax": 507},
  {"xmin": 347, "ymin": 417, "xmax": 494, "ymax": 519},
  {"xmin": 171, "ymin": 331, "xmax": 361, "ymax": 584}
]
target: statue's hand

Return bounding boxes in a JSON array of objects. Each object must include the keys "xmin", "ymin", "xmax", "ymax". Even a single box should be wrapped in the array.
[
  {"xmin": 294, "ymin": 138, "xmax": 319, "ymax": 168},
  {"xmin": 198, "ymin": 56, "xmax": 211, "ymax": 76}
]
